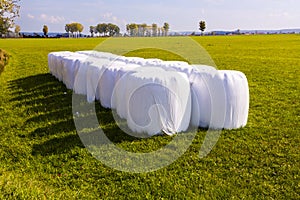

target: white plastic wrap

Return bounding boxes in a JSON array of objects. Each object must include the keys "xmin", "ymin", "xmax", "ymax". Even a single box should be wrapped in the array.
[
  {"xmin": 189, "ymin": 67, "xmax": 227, "ymax": 129},
  {"xmin": 48, "ymin": 51, "xmax": 74, "ymax": 81},
  {"xmin": 190, "ymin": 68, "xmax": 249, "ymax": 129},
  {"xmin": 218, "ymin": 70, "xmax": 249, "ymax": 129},
  {"xmin": 98, "ymin": 62, "xmax": 141, "ymax": 108},
  {"xmin": 113, "ymin": 67, "xmax": 191, "ymax": 136},
  {"xmin": 48, "ymin": 51, "xmax": 249, "ymax": 132},
  {"xmin": 86, "ymin": 58, "xmax": 111, "ymax": 102},
  {"xmin": 76, "ymin": 50, "xmax": 117, "ymax": 60},
  {"xmin": 61, "ymin": 54, "xmax": 88, "ymax": 89}
]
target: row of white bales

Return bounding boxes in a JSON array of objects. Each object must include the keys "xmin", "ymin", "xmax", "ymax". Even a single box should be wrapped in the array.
[{"xmin": 48, "ymin": 51, "xmax": 250, "ymax": 136}]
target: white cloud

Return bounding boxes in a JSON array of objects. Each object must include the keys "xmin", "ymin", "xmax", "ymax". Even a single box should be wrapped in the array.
[
  {"xmin": 101, "ymin": 12, "xmax": 127, "ymax": 31},
  {"xmin": 40, "ymin": 14, "xmax": 65, "ymax": 24},
  {"xmin": 203, "ymin": 0, "xmax": 224, "ymax": 5},
  {"xmin": 269, "ymin": 11, "xmax": 292, "ymax": 18},
  {"xmin": 86, "ymin": 18, "xmax": 96, "ymax": 24},
  {"xmin": 103, "ymin": 13, "xmax": 113, "ymax": 19},
  {"xmin": 27, "ymin": 14, "xmax": 35, "ymax": 19}
]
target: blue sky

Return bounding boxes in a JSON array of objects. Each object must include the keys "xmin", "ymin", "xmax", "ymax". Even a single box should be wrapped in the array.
[{"xmin": 16, "ymin": 0, "xmax": 300, "ymax": 33}]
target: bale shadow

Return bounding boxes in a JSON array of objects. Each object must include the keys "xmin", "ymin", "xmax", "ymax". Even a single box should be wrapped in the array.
[
  {"xmin": 31, "ymin": 134, "xmax": 84, "ymax": 156},
  {"xmin": 8, "ymin": 73, "xmax": 146, "ymax": 156}
]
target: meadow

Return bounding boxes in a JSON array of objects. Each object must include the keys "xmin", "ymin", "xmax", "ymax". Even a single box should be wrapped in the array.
[{"xmin": 0, "ymin": 35, "xmax": 299, "ymax": 199}]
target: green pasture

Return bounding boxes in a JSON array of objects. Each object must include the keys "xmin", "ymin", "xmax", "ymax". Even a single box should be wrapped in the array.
[{"xmin": 0, "ymin": 35, "xmax": 299, "ymax": 199}]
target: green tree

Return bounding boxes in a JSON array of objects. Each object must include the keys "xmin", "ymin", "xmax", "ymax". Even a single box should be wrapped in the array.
[
  {"xmin": 126, "ymin": 23, "xmax": 138, "ymax": 37},
  {"xmin": 159, "ymin": 27, "xmax": 165, "ymax": 37},
  {"xmin": 90, "ymin": 26, "xmax": 95, "ymax": 37},
  {"xmin": 140, "ymin": 23, "xmax": 147, "ymax": 37},
  {"xmin": 14, "ymin": 24, "xmax": 20, "ymax": 34},
  {"xmin": 199, "ymin": 21, "xmax": 206, "ymax": 35},
  {"xmin": 163, "ymin": 22, "xmax": 170, "ymax": 36},
  {"xmin": 42, "ymin": 25, "xmax": 48, "ymax": 37},
  {"xmin": 65, "ymin": 24, "xmax": 71, "ymax": 37},
  {"xmin": 0, "ymin": 0, "xmax": 20, "ymax": 36},
  {"xmin": 126, "ymin": 24, "xmax": 129, "ymax": 35},
  {"xmin": 69, "ymin": 23, "xmax": 77, "ymax": 37},
  {"xmin": 152, "ymin": 23, "xmax": 158, "ymax": 37},
  {"xmin": 158, "ymin": 27, "xmax": 161, "ymax": 37},
  {"xmin": 107, "ymin": 23, "xmax": 120, "ymax": 37},
  {"xmin": 94, "ymin": 26, "xmax": 99, "ymax": 37},
  {"xmin": 76, "ymin": 23, "xmax": 84, "ymax": 37},
  {"xmin": 96, "ymin": 23, "xmax": 108, "ymax": 36},
  {"xmin": 65, "ymin": 23, "xmax": 83, "ymax": 38}
]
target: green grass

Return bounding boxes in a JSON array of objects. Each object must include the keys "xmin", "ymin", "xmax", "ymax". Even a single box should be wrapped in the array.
[{"xmin": 0, "ymin": 35, "xmax": 299, "ymax": 199}]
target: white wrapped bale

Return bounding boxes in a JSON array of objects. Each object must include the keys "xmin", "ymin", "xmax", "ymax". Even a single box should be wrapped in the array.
[
  {"xmin": 158, "ymin": 61, "xmax": 192, "ymax": 77},
  {"xmin": 97, "ymin": 61, "xmax": 127, "ymax": 108},
  {"xmin": 73, "ymin": 61, "xmax": 90, "ymax": 95},
  {"xmin": 190, "ymin": 68, "xmax": 249, "ymax": 129},
  {"xmin": 113, "ymin": 67, "xmax": 191, "ymax": 136},
  {"xmin": 218, "ymin": 70, "xmax": 249, "ymax": 129},
  {"xmin": 97, "ymin": 62, "xmax": 140, "ymax": 108},
  {"xmin": 116, "ymin": 57, "xmax": 163, "ymax": 66},
  {"xmin": 74, "ymin": 58, "xmax": 115, "ymax": 97},
  {"xmin": 189, "ymin": 67, "xmax": 227, "ymax": 129},
  {"xmin": 114, "ymin": 56, "xmax": 145, "ymax": 65},
  {"xmin": 76, "ymin": 50, "xmax": 117, "ymax": 60},
  {"xmin": 48, "ymin": 51, "xmax": 74, "ymax": 80},
  {"xmin": 86, "ymin": 58, "xmax": 112, "ymax": 102},
  {"xmin": 48, "ymin": 51, "xmax": 249, "ymax": 131},
  {"xmin": 140, "ymin": 58, "xmax": 164, "ymax": 66},
  {"xmin": 60, "ymin": 53, "xmax": 89, "ymax": 90}
]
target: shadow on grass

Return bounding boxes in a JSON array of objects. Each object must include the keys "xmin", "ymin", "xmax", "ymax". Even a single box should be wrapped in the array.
[{"xmin": 8, "ymin": 73, "xmax": 146, "ymax": 156}]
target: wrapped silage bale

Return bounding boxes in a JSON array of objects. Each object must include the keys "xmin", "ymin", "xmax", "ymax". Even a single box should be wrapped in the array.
[
  {"xmin": 158, "ymin": 61, "xmax": 192, "ymax": 76},
  {"xmin": 112, "ymin": 67, "xmax": 191, "ymax": 136},
  {"xmin": 76, "ymin": 50, "xmax": 117, "ymax": 60},
  {"xmin": 48, "ymin": 51, "xmax": 249, "ymax": 131},
  {"xmin": 142, "ymin": 58, "xmax": 164, "ymax": 67},
  {"xmin": 97, "ymin": 61, "xmax": 126, "ymax": 108},
  {"xmin": 116, "ymin": 57, "xmax": 164, "ymax": 67},
  {"xmin": 109, "ymin": 63, "xmax": 141, "ymax": 109},
  {"xmin": 86, "ymin": 58, "xmax": 112, "ymax": 103},
  {"xmin": 48, "ymin": 52, "xmax": 59, "ymax": 77},
  {"xmin": 77, "ymin": 56, "xmax": 111, "ymax": 98},
  {"xmin": 48, "ymin": 51, "xmax": 74, "ymax": 80},
  {"xmin": 73, "ymin": 61, "xmax": 91, "ymax": 95},
  {"xmin": 60, "ymin": 53, "xmax": 89, "ymax": 90},
  {"xmin": 189, "ymin": 67, "xmax": 249, "ymax": 129},
  {"xmin": 116, "ymin": 57, "xmax": 163, "ymax": 66},
  {"xmin": 218, "ymin": 70, "xmax": 249, "ymax": 129},
  {"xmin": 48, "ymin": 51, "xmax": 66, "ymax": 77},
  {"xmin": 97, "ymin": 61, "xmax": 140, "ymax": 108},
  {"xmin": 114, "ymin": 56, "xmax": 145, "ymax": 65},
  {"xmin": 189, "ymin": 67, "xmax": 227, "ymax": 129}
]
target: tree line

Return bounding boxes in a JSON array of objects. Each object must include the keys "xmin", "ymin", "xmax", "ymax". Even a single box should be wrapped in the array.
[
  {"xmin": 63, "ymin": 22, "xmax": 170, "ymax": 37},
  {"xmin": 89, "ymin": 23, "xmax": 120, "ymax": 37},
  {"xmin": 126, "ymin": 22, "xmax": 169, "ymax": 37},
  {"xmin": 65, "ymin": 23, "xmax": 84, "ymax": 38},
  {"xmin": 0, "ymin": 0, "xmax": 207, "ymax": 37}
]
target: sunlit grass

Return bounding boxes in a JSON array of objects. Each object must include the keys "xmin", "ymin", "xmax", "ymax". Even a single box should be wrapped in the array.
[{"xmin": 0, "ymin": 35, "xmax": 299, "ymax": 199}]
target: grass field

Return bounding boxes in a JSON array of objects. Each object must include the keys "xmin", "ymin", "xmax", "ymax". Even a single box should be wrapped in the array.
[{"xmin": 0, "ymin": 35, "xmax": 299, "ymax": 199}]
